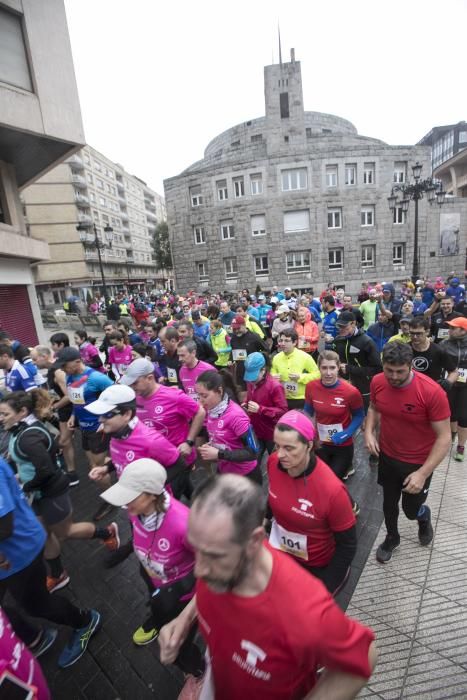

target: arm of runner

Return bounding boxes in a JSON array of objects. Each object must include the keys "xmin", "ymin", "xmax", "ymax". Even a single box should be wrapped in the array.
[
  {"xmin": 364, "ymin": 403, "xmax": 380, "ymax": 457},
  {"xmin": 331, "ymin": 407, "xmax": 365, "ymax": 446},
  {"xmin": 52, "ymin": 369, "xmax": 72, "ymax": 409},
  {"xmin": 179, "ymin": 405, "xmax": 206, "ymax": 456},
  {"xmin": 307, "ymin": 641, "xmax": 378, "ymax": 700},
  {"xmin": 403, "ymin": 418, "xmax": 451, "ymax": 494},
  {"xmin": 158, "ymin": 596, "xmax": 198, "ymax": 665},
  {"xmin": 319, "ymin": 526, "xmax": 357, "ymax": 594}
]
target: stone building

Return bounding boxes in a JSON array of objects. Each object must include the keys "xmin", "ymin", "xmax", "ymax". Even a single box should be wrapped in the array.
[
  {"xmin": 164, "ymin": 52, "xmax": 466, "ymax": 295},
  {"xmin": 0, "ymin": 0, "xmax": 84, "ymax": 343},
  {"xmin": 23, "ymin": 144, "xmax": 168, "ymax": 308}
]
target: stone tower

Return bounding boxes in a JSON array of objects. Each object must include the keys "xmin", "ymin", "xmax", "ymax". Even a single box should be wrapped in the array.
[{"xmin": 264, "ymin": 48, "xmax": 306, "ymax": 155}]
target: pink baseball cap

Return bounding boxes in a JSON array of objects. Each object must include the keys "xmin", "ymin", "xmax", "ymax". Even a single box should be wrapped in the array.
[{"xmin": 277, "ymin": 411, "xmax": 315, "ymax": 441}]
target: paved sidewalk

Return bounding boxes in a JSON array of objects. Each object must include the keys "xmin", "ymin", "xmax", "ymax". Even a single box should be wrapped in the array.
[{"xmin": 353, "ymin": 445, "xmax": 467, "ymax": 699}]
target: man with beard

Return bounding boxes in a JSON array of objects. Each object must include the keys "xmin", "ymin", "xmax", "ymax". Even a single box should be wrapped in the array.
[
  {"xmin": 408, "ymin": 317, "xmax": 457, "ymax": 391},
  {"xmin": 158, "ymin": 474, "xmax": 377, "ymax": 699},
  {"xmin": 365, "ymin": 343, "xmax": 451, "ymax": 564}
]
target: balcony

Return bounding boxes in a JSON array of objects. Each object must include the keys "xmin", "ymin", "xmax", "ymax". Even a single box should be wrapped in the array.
[
  {"xmin": 146, "ymin": 210, "xmax": 157, "ymax": 221},
  {"xmin": 71, "ymin": 173, "xmax": 87, "ymax": 188},
  {"xmin": 75, "ymin": 193, "xmax": 89, "ymax": 207},
  {"xmin": 77, "ymin": 213, "xmax": 93, "ymax": 225},
  {"xmin": 126, "ymin": 255, "xmax": 134, "ymax": 263},
  {"xmin": 118, "ymin": 194, "xmax": 127, "ymax": 205},
  {"xmin": 67, "ymin": 154, "xmax": 84, "ymax": 170},
  {"xmin": 120, "ymin": 210, "xmax": 129, "ymax": 222},
  {"xmin": 116, "ymin": 178, "xmax": 124, "ymax": 191}
]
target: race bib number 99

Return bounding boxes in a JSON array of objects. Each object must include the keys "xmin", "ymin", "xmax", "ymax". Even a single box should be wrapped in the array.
[{"xmin": 317, "ymin": 422, "xmax": 343, "ymax": 443}]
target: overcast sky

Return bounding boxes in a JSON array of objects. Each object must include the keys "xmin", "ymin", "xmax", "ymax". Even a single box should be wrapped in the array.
[{"xmin": 64, "ymin": 0, "xmax": 467, "ymax": 195}]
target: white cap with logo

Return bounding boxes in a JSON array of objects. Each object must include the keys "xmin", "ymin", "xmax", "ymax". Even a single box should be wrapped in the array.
[
  {"xmin": 86, "ymin": 384, "xmax": 136, "ymax": 415},
  {"xmin": 101, "ymin": 458, "xmax": 167, "ymax": 506}
]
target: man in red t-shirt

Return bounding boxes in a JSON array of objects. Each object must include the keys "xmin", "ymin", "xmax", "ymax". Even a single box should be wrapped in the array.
[
  {"xmin": 365, "ymin": 342, "xmax": 451, "ymax": 563},
  {"xmin": 159, "ymin": 473, "xmax": 377, "ymax": 699}
]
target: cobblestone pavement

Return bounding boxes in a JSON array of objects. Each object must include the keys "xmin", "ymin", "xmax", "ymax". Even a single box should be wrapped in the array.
[
  {"xmin": 354, "ymin": 444, "xmax": 467, "ymax": 699},
  {"xmin": 28, "ymin": 432, "xmax": 380, "ymax": 699}
]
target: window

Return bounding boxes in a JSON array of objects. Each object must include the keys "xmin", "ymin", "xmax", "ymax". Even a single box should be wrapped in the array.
[
  {"xmin": 251, "ymin": 214, "xmax": 266, "ymax": 236},
  {"xmin": 329, "ymin": 248, "xmax": 344, "ymax": 270},
  {"xmin": 284, "ymin": 210, "xmax": 310, "ymax": 233},
  {"xmin": 197, "ymin": 262, "xmax": 208, "ymax": 282},
  {"xmin": 99, "ymin": 196, "xmax": 105, "ymax": 207},
  {"xmin": 393, "ymin": 206, "xmax": 406, "ymax": 224},
  {"xmin": 345, "ymin": 164, "xmax": 356, "ymax": 186},
  {"xmin": 281, "ymin": 168, "xmax": 307, "ymax": 191},
  {"xmin": 216, "ymin": 180, "xmax": 228, "ymax": 201},
  {"xmin": 254, "ymin": 255, "xmax": 269, "ymax": 276},
  {"xmin": 224, "ymin": 257, "xmax": 238, "ymax": 280},
  {"xmin": 459, "ymin": 131, "xmax": 467, "ymax": 144},
  {"xmin": 84, "ymin": 154, "xmax": 91, "ymax": 165},
  {"xmin": 96, "ymin": 178, "xmax": 104, "ymax": 190},
  {"xmin": 393, "ymin": 162, "xmax": 407, "ymax": 183},
  {"xmin": 194, "ymin": 226, "xmax": 206, "ymax": 245},
  {"xmin": 251, "ymin": 134, "xmax": 263, "ymax": 143},
  {"xmin": 306, "ymin": 127, "xmax": 312, "ymax": 138},
  {"xmin": 190, "ymin": 186, "xmax": 203, "ymax": 207},
  {"xmin": 361, "ymin": 205, "xmax": 375, "ymax": 227},
  {"xmin": 363, "ymin": 162, "xmax": 375, "ymax": 184},
  {"xmin": 250, "ymin": 173, "xmax": 263, "ymax": 195},
  {"xmin": 0, "ymin": 7, "xmax": 32, "ymax": 91},
  {"xmin": 233, "ymin": 177, "xmax": 245, "ymax": 198},
  {"xmin": 220, "ymin": 220, "xmax": 234, "ymax": 240},
  {"xmin": 327, "ymin": 208, "xmax": 342, "ymax": 229},
  {"xmin": 393, "ymin": 243, "xmax": 406, "ymax": 265},
  {"xmin": 94, "ymin": 161, "xmax": 101, "ymax": 171},
  {"xmin": 286, "ymin": 251, "xmax": 311, "ymax": 273},
  {"xmin": 280, "ymin": 92, "xmax": 289, "ymax": 118},
  {"xmin": 87, "ymin": 173, "xmax": 93, "ymax": 184},
  {"xmin": 361, "ymin": 245, "xmax": 375, "ymax": 268},
  {"xmin": 326, "ymin": 165, "xmax": 338, "ymax": 188},
  {"xmin": 89, "ymin": 192, "xmax": 96, "ymax": 203}
]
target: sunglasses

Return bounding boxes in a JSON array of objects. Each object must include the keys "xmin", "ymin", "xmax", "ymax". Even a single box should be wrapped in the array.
[{"xmin": 100, "ymin": 409, "xmax": 122, "ymax": 419}]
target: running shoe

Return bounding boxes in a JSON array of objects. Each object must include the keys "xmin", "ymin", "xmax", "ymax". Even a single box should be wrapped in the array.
[
  {"xmin": 132, "ymin": 625, "xmax": 159, "ymax": 646},
  {"xmin": 103, "ymin": 522, "xmax": 120, "ymax": 552},
  {"xmin": 352, "ymin": 500, "xmax": 360, "ymax": 517},
  {"xmin": 57, "ymin": 609, "xmax": 101, "ymax": 668},
  {"xmin": 92, "ymin": 502, "xmax": 115, "ymax": 522},
  {"xmin": 343, "ymin": 466, "xmax": 355, "ymax": 480},
  {"xmin": 376, "ymin": 535, "xmax": 400, "ymax": 563},
  {"xmin": 418, "ymin": 506, "xmax": 433, "ymax": 546},
  {"xmin": 46, "ymin": 571, "xmax": 70, "ymax": 593},
  {"xmin": 454, "ymin": 449, "xmax": 465, "ymax": 462},
  {"xmin": 30, "ymin": 628, "xmax": 58, "ymax": 658},
  {"xmin": 104, "ymin": 540, "xmax": 133, "ymax": 568},
  {"xmin": 67, "ymin": 471, "xmax": 80, "ymax": 487}
]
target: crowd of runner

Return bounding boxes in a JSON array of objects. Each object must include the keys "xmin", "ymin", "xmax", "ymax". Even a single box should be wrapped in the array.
[{"xmin": 0, "ymin": 271, "xmax": 465, "ymax": 698}]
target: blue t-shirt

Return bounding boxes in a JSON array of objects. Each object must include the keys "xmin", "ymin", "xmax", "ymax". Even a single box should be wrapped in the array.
[
  {"xmin": 67, "ymin": 368, "xmax": 113, "ymax": 431},
  {"xmin": 323, "ymin": 310, "xmax": 339, "ymax": 338},
  {"xmin": 193, "ymin": 322, "xmax": 210, "ymax": 341},
  {"xmin": 0, "ymin": 458, "xmax": 46, "ymax": 578},
  {"xmin": 6, "ymin": 360, "xmax": 37, "ymax": 393},
  {"xmin": 257, "ymin": 304, "xmax": 271, "ymax": 324},
  {"xmin": 247, "ymin": 305, "xmax": 260, "ymax": 321}
]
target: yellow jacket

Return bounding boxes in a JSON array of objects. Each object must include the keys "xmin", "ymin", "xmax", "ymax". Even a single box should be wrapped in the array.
[{"xmin": 271, "ymin": 348, "xmax": 320, "ymax": 400}]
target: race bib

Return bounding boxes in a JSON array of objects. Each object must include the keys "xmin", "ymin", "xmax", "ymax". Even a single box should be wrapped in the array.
[
  {"xmin": 269, "ymin": 520, "xmax": 308, "ymax": 560},
  {"xmin": 437, "ymin": 327, "xmax": 449, "ymax": 339},
  {"xmin": 232, "ymin": 349, "xmax": 247, "ymax": 361},
  {"xmin": 457, "ymin": 367, "xmax": 467, "ymax": 383},
  {"xmin": 167, "ymin": 367, "xmax": 178, "ymax": 383},
  {"xmin": 68, "ymin": 384, "xmax": 85, "ymax": 405},
  {"xmin": 298, "ymin": 336, "xmax": 308, "ymax": 349},
  {"xmin": 317, "ymin": 422, "xmax": 343, "ymax": 443},
  {"xmin": 283, "ymin": 381, "xmax": 298, "ymax": 395}
]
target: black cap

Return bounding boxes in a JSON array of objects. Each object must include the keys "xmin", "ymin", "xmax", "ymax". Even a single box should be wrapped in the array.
[
  {"xmin": 55, "ymin": 347, "xmax": 81, "ymax": 366},
  {"xmin": 336, "ymin": 311, "xmax": 356, "ymax": 326}
]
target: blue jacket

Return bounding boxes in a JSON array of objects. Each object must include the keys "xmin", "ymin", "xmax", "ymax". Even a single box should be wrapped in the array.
[{"xmin": 367, "ymin": 321, "xmax": 395, "ymax": 352}]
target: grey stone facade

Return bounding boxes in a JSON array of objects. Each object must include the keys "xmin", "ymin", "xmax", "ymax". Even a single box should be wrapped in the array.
[{"xmin": 164, "ymin": 53, "xmax": 466, "ymax": 295}]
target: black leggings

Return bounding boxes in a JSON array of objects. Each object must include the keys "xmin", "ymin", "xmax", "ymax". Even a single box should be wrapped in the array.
[
  {"xmin": 316, "ymin": 444, "xmax": 354, "ymax": 481},
  {"xmin": 0, "ymin": 551, "xmax": 89, "ymax": 645},
  {"xmin": 139, "ymin": 567, "xmax": 204, "ymax": 676},
  {"xmin": 378, "ymin": 452, "xmax": 432, "ymax": 539}
]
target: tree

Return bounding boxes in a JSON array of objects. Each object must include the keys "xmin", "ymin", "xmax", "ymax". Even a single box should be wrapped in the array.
[{"xmin": 152, "ymin": 221, "xmax": 173, "ymax": 270}]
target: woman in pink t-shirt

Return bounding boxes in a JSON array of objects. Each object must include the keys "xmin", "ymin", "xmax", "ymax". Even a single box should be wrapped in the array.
[
  {"xmin": 108, "ymin": 330, "xmax": 133, "ymax": 381},
  {"xmin": 196, "ymin": 370, "xmax": 262, "ymax": 483},
  {"xmin": 74, "ymin": 330, "xmax": 105, "ymax": 372},
  {"xmin": 101, "ymin": 459, "xmax": 204, "ymax": 675}
]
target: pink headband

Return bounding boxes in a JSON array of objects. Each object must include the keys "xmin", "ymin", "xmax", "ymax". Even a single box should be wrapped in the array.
[{"xmin": 277, "ymin": 410, "xmax": 315, "ymax": 441}]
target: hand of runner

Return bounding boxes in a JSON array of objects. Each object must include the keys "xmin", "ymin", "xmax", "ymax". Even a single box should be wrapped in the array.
[
  {"xmin": 247, "ymin": 401, "xmax": 260, "ymax": 413},
  {"xmin": 0, "ymin": 555, "xmax": 10, "ymax": 571},
  {"xmin": 198, "ymin": 444, "xmax": 219, "ymax": 461},
  {"xmin": 178, "ymin": 441, "xmax": 192, "ymax": 457},
  {"xmin": 402, "ymin": 470, "xmax": 425, "ymax": 494},
  {"xmin": 288, "ymin": 373, "xmax": 300, "ymax": 381},
  {"xmin": 67, "ymin": 416, "xmax": 75, "ymax": 431},
  {"xmin": 158, "ymin": 615, "xmax": 191, "ymax": 665},
  {"xmin": 89, "ymin": 466, "xmax": 108, "ymax": 481},
  {"xmin": 365, "ymin": 433, "xmax": 380, "ymax": 458}
]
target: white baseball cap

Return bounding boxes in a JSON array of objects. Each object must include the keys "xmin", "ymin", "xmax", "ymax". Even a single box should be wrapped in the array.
[
  {"xmin": 86, "ymin": 384, "xmax": 136, "ymax": 414},
  {"xmin": 120, "ymin": 358, "xmax": 154, "ymax": 386},
  {"xmin": 101, "ymin": 459, "xmax": 167, "ymax": 506}
]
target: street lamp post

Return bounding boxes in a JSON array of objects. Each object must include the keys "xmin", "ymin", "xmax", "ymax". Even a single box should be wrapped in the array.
[
  {"xmin": 77, "ymin": 221, "xmax": 114, "ymax": 307},
  {"xmin": 388, "ymin": 162, "xmax": 446, "ymax": 283}
]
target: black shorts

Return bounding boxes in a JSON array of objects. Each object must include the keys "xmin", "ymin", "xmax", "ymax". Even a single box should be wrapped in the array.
[
  {"xmin": 448, "ymin": 384, "xmax": 467, "ymax": 427},
  {"xmin": 57, "ymin": 405, "xmax": 73, "ymax": 423},
  {"xmin": 81, "ymin": 429, "xmax": 110, "ymax": 454},
  {"xmin": 33, "ymin": 491, "xmax": 72, "ymax": 525}
]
